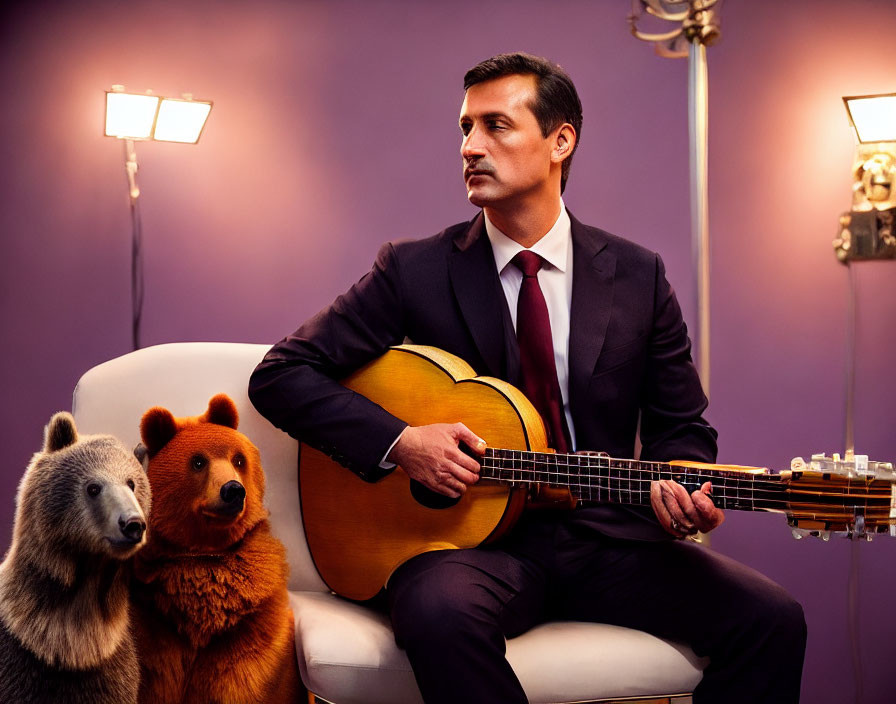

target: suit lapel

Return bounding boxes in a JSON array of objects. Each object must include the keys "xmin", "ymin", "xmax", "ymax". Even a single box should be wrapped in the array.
[
  {"xmin": 448, "ymin": 213, "xmax": 511, "ymax": 378},
  {"xmin": 568, "ymin": 214, "xmax": 616, "ymax": 420}
]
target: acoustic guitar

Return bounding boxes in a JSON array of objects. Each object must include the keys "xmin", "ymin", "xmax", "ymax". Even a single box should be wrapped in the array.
[{"xmin": 299, "ymin": 345, "xmax": 896, "ymax": 600}]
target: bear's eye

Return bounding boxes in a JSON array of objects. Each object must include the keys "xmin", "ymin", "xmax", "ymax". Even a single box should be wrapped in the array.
[
  {"xmin": 233, "ymin": 452, "xmax": 246, "ymax": 469},
  {"xmin": 87, "ymin": 483, "xmax": 102, "ymax": 498},
  {"xmin": 190, "ymin": 454, "xmax": 208, "ymax": 472},
  {"xmin": 127, "ymin": 479, "xmax": 136, "ymax": 491}
]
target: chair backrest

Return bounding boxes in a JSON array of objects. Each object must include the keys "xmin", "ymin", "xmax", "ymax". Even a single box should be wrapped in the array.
[{"xmin": 72, "ymin": 342, "xmax": 328, "ymax": 593}]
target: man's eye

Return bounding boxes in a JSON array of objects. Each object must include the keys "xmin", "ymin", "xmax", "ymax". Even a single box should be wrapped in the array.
[{"xmin": 460, "ymin": 124, "xmax": 471, "ymax": 135}]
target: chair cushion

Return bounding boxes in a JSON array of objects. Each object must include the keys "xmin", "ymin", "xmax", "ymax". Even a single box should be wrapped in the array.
[{"xmin": 291, "ymin": 591, "xmax": 706, "ymax": 704}]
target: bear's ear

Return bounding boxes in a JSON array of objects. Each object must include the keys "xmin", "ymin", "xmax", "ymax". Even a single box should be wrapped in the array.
[
  {"xmin": 202, "ymin": 394, "xmax": 239, "ymax": 430},
  {"xmin": 140, "ymin": 407, "xmax": 178, "ymax": 457},
  {"xmin": 44, "ymin": 412, "xmax": 78, "ymax": 452},
  {"xmin": 133, "ymin": 443, "xmax": 150, "ymax": 471}
]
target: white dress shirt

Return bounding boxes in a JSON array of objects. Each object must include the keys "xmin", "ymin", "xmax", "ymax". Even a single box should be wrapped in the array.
[{"xmin": 484, "ymin": 201, "xmax": 577, "ymax": 450}]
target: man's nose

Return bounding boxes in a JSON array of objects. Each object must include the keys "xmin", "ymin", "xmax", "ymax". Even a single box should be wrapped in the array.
[{"xmin": 461, "ymin": 127, "xmax": 486, "ymax": 158}]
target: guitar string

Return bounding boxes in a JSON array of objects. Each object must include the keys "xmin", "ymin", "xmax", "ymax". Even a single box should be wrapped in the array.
[
  {"xmin": 475, "ymin": 473, "xmax": 886, "ymax": 512},
  {"xmin": 478, "ymin": 452, "xmax": 888, "ymax": 512},
  {"xmin": 480, "ymin": 448, "xmax": 888, "ymax": 493},
  {"xmin": 477, "ymin": 480, "xmax": 884, "ymax": 510},
  {"xmin": 480, "ymin": 454, "xmax": 885, "ymax": 498},
  {"xmin": 475, "ymin": 469, "xmax": 883, "ymax": 511}
]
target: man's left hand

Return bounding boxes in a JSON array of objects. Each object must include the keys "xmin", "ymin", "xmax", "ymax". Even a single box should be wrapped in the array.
[{"xmin": 650, "ymin": 480, "xmax": 724, "ymax": 538}]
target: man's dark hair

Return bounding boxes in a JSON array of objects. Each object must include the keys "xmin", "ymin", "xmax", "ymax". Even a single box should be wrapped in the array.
[{"xmin": 464, "ymin": 52, "xmax": 583, "ymax": 193}]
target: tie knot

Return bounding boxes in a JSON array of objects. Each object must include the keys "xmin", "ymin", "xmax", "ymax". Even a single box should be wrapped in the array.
[{"xmin": 511, "ymin": 250, "xmax": 543, "ymax": 278}]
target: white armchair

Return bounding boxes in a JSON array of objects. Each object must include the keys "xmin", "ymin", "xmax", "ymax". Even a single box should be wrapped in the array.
[{"xmin": 72, "ymin": 342, "xmax": 705, "ymax": 704}]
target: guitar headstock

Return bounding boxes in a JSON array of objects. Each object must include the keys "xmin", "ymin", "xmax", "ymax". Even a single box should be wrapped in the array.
[
  {"xmin": 786, "ymin": 453, "xmax": 896, "ymax": 541},
  {"xmin": 791, "ymin": 453, "xmax": 896, "ymax": 481}
]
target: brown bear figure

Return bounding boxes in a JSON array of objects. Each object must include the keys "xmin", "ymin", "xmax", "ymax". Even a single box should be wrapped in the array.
[
  {"xmin": 131, "ymin": 393, "xmax": 301, "ymax": 704},
  {"xmin": 0, "ymin": 412, "xmax": 150, "ymax": 704}
]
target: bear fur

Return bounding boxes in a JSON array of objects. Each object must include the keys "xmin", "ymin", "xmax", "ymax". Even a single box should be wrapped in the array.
[
  {"xmin": 0, "ymin": 412, "xmax": 151, "ymax": 704},
  {"xmin": 131, "ymin": 393, "xmax": 300, "ymax": 704}
]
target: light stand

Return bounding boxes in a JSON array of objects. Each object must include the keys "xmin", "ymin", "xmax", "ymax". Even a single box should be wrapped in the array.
[{"xmin": 104, "ymin": 86, "xmax": 212, "ymax": 350}]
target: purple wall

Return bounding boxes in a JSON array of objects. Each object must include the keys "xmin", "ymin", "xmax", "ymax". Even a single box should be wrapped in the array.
[{"xmin": 2, "ymin": 0, "xmax": 894, "ymax": 700}]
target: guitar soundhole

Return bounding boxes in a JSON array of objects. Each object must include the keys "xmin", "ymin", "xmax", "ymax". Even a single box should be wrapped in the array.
[{"xmin": 410, "ymin": 479, "xmax": 462, "ymax": 509}]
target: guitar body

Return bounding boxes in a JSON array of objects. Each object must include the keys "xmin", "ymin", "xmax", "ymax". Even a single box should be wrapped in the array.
[{"xmin": 300, "ymin": 345, "xmax": 543, "ymax": 601}]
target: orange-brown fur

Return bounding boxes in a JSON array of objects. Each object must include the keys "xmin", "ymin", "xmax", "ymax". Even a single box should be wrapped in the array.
[{"xmin": 131, "ymin": 394, "xmax": 301, "ymax": 704}]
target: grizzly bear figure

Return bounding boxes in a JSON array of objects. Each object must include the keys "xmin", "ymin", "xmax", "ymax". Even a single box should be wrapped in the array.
[
  {"xmin": 0, "ymin": 412, "xmax": 151, "ymax": 704},
  {"xmin": 131, "ymin": 393, "xmax": 301, "ymax": 704}
]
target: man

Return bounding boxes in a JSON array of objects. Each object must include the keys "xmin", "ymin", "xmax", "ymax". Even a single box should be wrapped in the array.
[{"xmin": 249, "ymin": 53, "xmax": 806, "ymax": 703}]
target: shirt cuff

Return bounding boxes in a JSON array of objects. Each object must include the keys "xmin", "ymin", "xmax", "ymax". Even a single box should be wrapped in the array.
[{"xmin": 378, "ymin": 426, "xmax": 407, "ymax": 469}]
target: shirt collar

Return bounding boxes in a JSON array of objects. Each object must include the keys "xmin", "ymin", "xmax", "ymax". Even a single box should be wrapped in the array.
[{"xmin": 484, "ymin": 200, "xmax": 571, "ymax": 274}]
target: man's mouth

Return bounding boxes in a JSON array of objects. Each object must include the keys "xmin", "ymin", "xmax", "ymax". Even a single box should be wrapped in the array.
[{"xmin": 465, "ymin": 168, "xmax": 492, "ymax": 181}]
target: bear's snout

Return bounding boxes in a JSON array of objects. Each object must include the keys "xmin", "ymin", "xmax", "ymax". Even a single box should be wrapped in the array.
[
  {"xmin": 119, "ymin": 515, "xmax": 146, "ymax": 544},
  {"xmin": 218, "ymin": 480, "xmax": 246, "ymax": 515}
]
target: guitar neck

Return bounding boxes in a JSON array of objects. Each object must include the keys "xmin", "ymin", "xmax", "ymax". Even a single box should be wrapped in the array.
[{"xmin": 481, "ymin": 448, "xmax": 787, "ymax": 513}]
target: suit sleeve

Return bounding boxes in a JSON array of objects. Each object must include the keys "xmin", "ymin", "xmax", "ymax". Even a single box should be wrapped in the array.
[
  {"xmin": 638, "ymin": 254, "xmax": 718, "ymax": 463},
  {"xmin": 248, "ymin": 242, "xmax": 410, "ymax": 480}
]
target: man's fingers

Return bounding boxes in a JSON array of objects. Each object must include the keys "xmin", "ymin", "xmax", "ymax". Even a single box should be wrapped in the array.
[
  {"xmin": 447, "ymin": 461, "xmax": 480, "ymax": 486},
  {"xmin": 453, "ymin": 423, "xmax": 487, "ymax": 455},
  {"xmin": 650, "ymin": 481, "xmax": 683, "ymax": 537},
  {"xmin": 692, "ymin": 488, "xmax": 716, "ymax": 517},
  {"xmin": 692, "ymin": 482, "xmax": 724, "ymax": 531},
  {"xmin": 652, "ymin": 479, "xmax": 724, "ymax": 536},
  {"xmin": 659, "ymin": 481, "xmax": 696, "ymax": 531}
]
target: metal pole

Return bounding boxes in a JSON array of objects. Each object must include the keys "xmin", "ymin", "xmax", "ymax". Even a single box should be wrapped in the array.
[
  {"xmin": 124, "ymin": 139, "xmax": 143, "ymax": 351},
  {"xmin": 688, "ymin": 41, "xmax": 710, "ymax": 399}
]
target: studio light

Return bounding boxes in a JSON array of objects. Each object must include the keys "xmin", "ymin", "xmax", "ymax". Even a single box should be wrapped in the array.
[
  {"xmin": 843, "ymin": 94, "xmax": 896, "ymax": 144},
  {"xmin": 104, "ymin": 86, "xmax": 212, "ymax": 143},
  {"xmin": 103, "ymin": 85, "xmax": 213, "ymax": 349},
  {"xmin": 834, "ymin": 92, "xmax": 896, "ymax": 262},
  {"xmin": 153, "ymin": 97, "xmax": 212, "ymax": 143},
  {"xmin": 104, "ymin": 92, "xmax": 159, "ymax": 140}
]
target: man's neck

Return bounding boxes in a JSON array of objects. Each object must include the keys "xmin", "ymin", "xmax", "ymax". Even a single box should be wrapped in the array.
[{"xmin": 483, "ymin": 194, "xmax": 563, "ymax": 249}]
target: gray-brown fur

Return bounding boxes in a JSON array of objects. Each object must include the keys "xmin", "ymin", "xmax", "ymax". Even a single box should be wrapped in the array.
[{"xmin": 0, "ymin": 412, "xmax": 151, "ymax": 703}]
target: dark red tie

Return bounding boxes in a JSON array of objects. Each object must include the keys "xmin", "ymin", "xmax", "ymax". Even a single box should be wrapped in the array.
[{"xmin": 511, "ymin": 251, "xmax": 571, "ymax": 453}]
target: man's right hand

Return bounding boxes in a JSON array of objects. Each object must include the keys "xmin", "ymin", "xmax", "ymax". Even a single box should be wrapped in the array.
[{"xmin": 387, "ymin": 423, "xmax": 486, "ymax": 498}]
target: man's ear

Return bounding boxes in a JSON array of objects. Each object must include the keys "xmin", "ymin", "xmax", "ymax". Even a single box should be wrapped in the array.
[{"xmin": 551, "ymin": 123, "xmax": 576, "ymax": 164}]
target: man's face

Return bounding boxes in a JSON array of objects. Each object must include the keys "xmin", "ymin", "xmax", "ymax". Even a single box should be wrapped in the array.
[{"xmin": 459, "ymin": 74, "xmax": 556, "ymax": 209}]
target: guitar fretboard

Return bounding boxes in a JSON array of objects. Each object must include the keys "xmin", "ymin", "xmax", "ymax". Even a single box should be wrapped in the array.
[{"xmin": 481, "ymin": 448, "xmax": 787, "ymax": 512}]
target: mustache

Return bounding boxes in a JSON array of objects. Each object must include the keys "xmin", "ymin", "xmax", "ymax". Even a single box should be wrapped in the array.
[{"xmin": 463, "ymin": 161, "xmax": 495, "ymax": 179}]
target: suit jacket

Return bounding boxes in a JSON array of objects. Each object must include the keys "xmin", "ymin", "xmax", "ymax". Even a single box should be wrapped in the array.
[{"xmin": 249, "ymin": 211, "xmax": 717, "ymax": 537}]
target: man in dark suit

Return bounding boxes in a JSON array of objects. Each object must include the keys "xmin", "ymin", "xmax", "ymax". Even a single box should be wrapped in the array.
[{"xmin": 249, "ymin": 52, "xmax": 806, "ymax": 703}]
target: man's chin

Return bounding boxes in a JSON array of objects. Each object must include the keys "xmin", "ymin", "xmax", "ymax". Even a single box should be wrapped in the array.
[{"xmin": 466, "ymin": 188, "xmax": 496, "ymax": 208}]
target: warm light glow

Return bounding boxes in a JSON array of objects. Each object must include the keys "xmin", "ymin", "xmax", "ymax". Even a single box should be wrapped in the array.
[
  {"xmin": 844, "ymin": 94, "xmax": 896, "ymax": 143},
  {"xmin": 105, "ymin": 92, "xmax": 160, "ymax": 140},
  {"xmin": 153, "ymin": 99, "xmax": 212, "ymax": 143}
]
